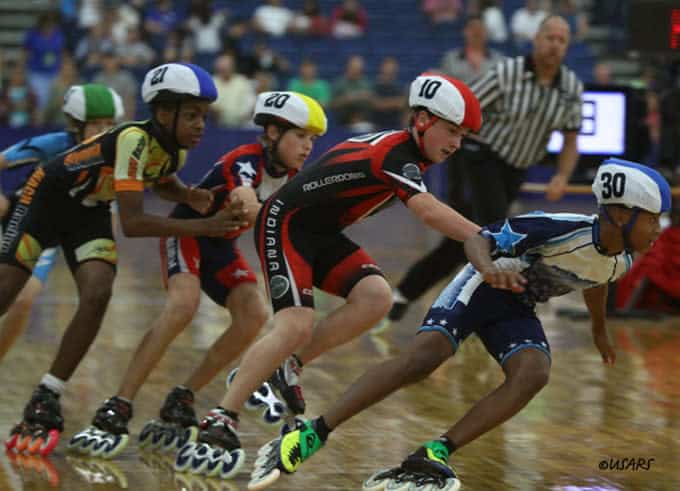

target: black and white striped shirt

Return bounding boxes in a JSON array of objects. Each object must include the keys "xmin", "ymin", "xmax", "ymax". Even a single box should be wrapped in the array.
[{"xmin": 470, "ymin": 55, "xmax": 583, "ymax": 169}]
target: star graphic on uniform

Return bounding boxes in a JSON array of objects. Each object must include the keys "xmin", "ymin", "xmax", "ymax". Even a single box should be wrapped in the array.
[
  {"xmin": 232, "ymin": 268, "xmax": 250, "ymax": 278},
  {"xmin": 439, "ymin": 319, "xmax": 448, "ymax": 326},
  {"xmin": 490, "ymin": 220, "xmax": 527, "ymax": 254},
  {"xmin": 426, "ymin": 318, "xmax": 434, "ymax": 325},
  {"xmin": 236, "ymin": 161, "xmax": 257, "ymax": 182}
]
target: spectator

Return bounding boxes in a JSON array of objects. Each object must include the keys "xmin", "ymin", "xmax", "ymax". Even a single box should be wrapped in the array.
[
  {"xmin": 288, "ymin": 0, "xmax": 329, "ymax": 36},
  {"xmin": 22, "ymin": 10, "xmax": 65, "ymax": 112},
  {"xmin": 287, "ymin": 58, "xmax": 331, "ymax": 107},
  {"xmin": 74, "ymin": 21, "xmax": 116, "ymax": 75},
  {"xmin": 116, "ymin": 26, "xmax": 156, "ymax": 69},
  {"xmin": 254, "ymin": 70, "xmax": 277, "ymax": 94},
  {"xmin": 252, "ymin": 0, "xmax": 294, "ymax": 37},
  {"xmin": 43, "ymin": 57, "xmax": 81, "ymax": 127},
  {"xmin": 0, "ymin": 66, "xmax": 37, "ymax": 128},
  {"xmin": 144, "ymin": 0, "xmax": 184, "ymax": 54},
  {"xmin": 78, "ymin": 0, "xmax": 102, "ymax": 30},
  {"xmin": 556, "ymin": 0, "xmax": 588, "ymax": 41},
  {"xmin": 251, "ymin": 40, "xmax": 290, "ymax": 82},
  {"xmin": 331, "ymin": 0, "xmax": 368, "ymax": 39},
  {"xmin": 110, "ymin": 4, "xmax": 141, "ymax": 47},
  {"xmin": 592, "ymin": 61, "xmax": 613, "ymax": 86},
  {"xmin": 162, "ymin": 28, "xmax": 195, "ymax": 64},
  {"xmin": 331, "ymin": 55, "xmax": 373, "ymax": 128},
  {"xmin": 186, "ymin": 0, "xmax": 226, "ymax": 69},
  {"xmin": 440, "ymin": 15, "xmax": 504, "ymax": 83},
  {"xmin": 92, "ymin": 47, "xmax": 137, "ymax": 119},
  {"xmin": 212, "ymin": 53, "xmax": 256, "ymax": 128},
  {"xmin": 371, "ymin": 56, "xmax": 406, "ymax": 129},
  {"xmin": 511, "ymin": 0, "xmax": 548, "ymax": 51},
  {"xmin": 478, "ymin": 0, "xmax": 508, "ymax": 43},
  {"xmin": 422, "ymin": 0, "xmax": 463, "ymax": 25}
]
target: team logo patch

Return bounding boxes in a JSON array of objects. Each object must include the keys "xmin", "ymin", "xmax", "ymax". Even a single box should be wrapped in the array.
[
  {"xmin": 401, "ymin": 163, "xmax": 422, "ymax": 182},
  {"xmin": 270, "ymin": 275, "xmax": 290, "ymax": 299}
]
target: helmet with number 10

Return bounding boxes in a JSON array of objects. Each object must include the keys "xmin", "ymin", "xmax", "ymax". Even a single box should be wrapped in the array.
[{"xmin": 408, "ymin": 72, "xmax": 482, "ymax": 162}]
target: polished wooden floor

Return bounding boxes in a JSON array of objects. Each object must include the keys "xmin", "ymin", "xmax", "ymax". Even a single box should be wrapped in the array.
[{"xmin": 1, "ymin": 197, "xmax": 679, "ymax": 491}]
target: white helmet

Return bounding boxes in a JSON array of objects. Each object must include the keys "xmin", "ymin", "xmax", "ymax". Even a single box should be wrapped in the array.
[
  {"xmin": 409, "ymin": 72, "xmax": 482, "ymax": 132},
  {"xmin": 141, "ymin": 63, "xmax": 217, "ymax": 104},
  {"xmin": 592, "ymin": 158, "xmax": 671, "ymax": 214},
  {"xmin": 62, "ymin": 84, "xmax": 124, "ymax": 122},
  {"xmin": 253, "ymin": 91, "xmax": 327, "ymax": 135}
]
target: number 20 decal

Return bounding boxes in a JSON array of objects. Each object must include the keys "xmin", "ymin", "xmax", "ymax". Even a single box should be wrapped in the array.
[
  {"xmin": 600, "ymin": 171, "xmax": 626, "ymax": 198},
  {"xmin": 264, "ymin": 93, "xmax": 290, "ymax": 109}
]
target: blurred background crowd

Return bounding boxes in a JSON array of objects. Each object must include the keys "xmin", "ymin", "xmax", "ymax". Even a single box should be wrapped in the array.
[{"xmin": 0, "ymin": 0, "xmax": 678, "ymax": 176}]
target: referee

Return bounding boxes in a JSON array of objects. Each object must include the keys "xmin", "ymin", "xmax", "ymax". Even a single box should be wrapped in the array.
[{"xmin": 388, "ymin": 15, "xmax": 583, "ymax": 323}]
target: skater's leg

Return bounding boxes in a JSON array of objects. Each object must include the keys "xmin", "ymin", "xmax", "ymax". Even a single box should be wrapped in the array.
[
  {"xmin": 184, "ymin": 282, "xmax": 268, "ymax": 391},
  {"xmin": 118, "ymin": 273, "xmax": 200, "ymax": 400},
  {"xmin": 0, "ymin": 276, "xmax": 42, "ymax": 362},
  {"xmin": 295, "ymin": 275, "xmax": 392, "ymax": 365}
]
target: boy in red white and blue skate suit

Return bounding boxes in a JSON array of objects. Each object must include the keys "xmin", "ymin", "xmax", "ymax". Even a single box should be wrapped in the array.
[{"xmin": 162, "ymin": 142, "xmax": 293, "ymax": 301}]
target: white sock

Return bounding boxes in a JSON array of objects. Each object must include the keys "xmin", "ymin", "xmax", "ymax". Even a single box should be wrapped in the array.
[
  {"xmin": 40, "ymin": 373, "xmax": 66, "ymax": 395},
  {"xmin": 392, "ymin": 289, "xmax": 408, "ymax": 304}
]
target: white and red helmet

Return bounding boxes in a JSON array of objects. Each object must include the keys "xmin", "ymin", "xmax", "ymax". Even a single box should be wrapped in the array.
[{"xmin": 409, "ymin": 72, "xmax": 482, "ymax": 132}]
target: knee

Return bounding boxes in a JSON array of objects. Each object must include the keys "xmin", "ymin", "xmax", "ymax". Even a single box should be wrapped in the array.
[
  {"xmin": 401, "ymin": 348, "xmax": 441, "ymax": 385},
  {"xmin": 350, "ymin": 277, "xmax": 392, "ymax": 318},
  {"xmin": 80, "ymin": 282, "xmax": 113, "ymax": 311},
  {"xmin": 506, "ymin": 355, "xmax": 550, "ymax": 398},
  {"xmin": 231, "ymin": 298, "xmax": 270, "ymax": 341},
  {"xmin": 165, "ymin": 293, "xmax": 200, "ymax": 327}
]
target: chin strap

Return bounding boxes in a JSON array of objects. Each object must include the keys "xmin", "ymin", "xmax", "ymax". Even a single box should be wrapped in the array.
[
  {"xmin": 412, "ymin": 114, "xmax": 439, "ymax": 159},
  {"xmin": 601, "ymin": 205, "xmax": 641, "ymax": 253},
  {"xmin": 264, "ymin": 126, "xmax": 293, "ymax": 177}
]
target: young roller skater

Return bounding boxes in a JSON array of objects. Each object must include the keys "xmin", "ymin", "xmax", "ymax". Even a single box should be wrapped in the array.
[
  {"xmin": 0, "ymin": 84, "xmax": 124, "ymax": 362},
  {"xmin": 181, "ymin": 73, "xmax": 484, "ymax": 479},
  {"xmin": 69, "ymin": 92, "xmax": 328, "ymax": 469},
  {"xmin": 250, "ymin": 158, "xmax": 670, "ymax": 491},
  {"xmin": 3, "ymin": 63, "xmax": 245, "ymax": 457}
]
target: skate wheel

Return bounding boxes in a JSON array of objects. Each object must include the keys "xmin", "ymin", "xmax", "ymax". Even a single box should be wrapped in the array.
[
  {"xmin": 175, "ymin": 442, "xmax": 198, "ymax": 472},
  {"xmin": 247, "ymin": 465, "xmax": 280, "ymax": 491},
  {"xmin": 409, "ymin": 478, "xmax": 461, "ymax": 491},
  {"xmin": 15, "ymin": 433, "xmax": 33, "ymax": 452},
  {"xmin": 216, "ymin": 448, "xmax": 245, "ymax": 480},
  {"xmin": 91, "ymin": 433, "xmax": 128, "ymax": 459},
  {"xmin": 189, "ymin": 443, "xmax": 214, "ymax": 474},
  {"xmin": 178, "ymin": 426, "xmax": 199, "ymax": 448},
  {"xmin": 138, "ymin": 420, "xmax": 160, "ymax": 449},
  {"xmin": 256, "ymin": 437, "xmax": 280, "ymax": 458},
  {"xmin": 5, "ymin": 432, "xmax": 19, "ymax": 450},
  {"xmin": 363, "ymin": 469, "xmax": 401, "ymax": 491},
  {"xmin": 385, "ymin": 477, "xmax": 411, "ymax": 491}
]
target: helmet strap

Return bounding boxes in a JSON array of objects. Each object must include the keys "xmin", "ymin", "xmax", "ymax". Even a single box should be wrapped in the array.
[
  {"xmin": 264, "ymin": 124, "xmax": 293, "ymax": 177},
  {"xmin": 413, "ymin": 112, "xmax": 438, "ymax": 160},
  {"xmin": 172, "ymin": 100, "xmax": 182, "ymax": 147},
  {"xmin": 601, "ymin": 205, "xmax": 640, "ymax": 253}
]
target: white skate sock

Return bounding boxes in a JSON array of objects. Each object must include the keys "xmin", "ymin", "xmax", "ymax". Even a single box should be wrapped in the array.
[
  {"xmin": 40, "ymin": 374, "xmax": 66, "ymax": 395},
  {"xmin": 392, "ymin": 289, "xmax": 407, "ymax": 304}
]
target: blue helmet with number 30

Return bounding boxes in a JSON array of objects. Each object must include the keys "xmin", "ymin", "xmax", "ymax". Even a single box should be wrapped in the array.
[
  {"xmin": 141, "ymin": 63, "xmax": 217, "ymax": 104},
  {"xmin": 592, "ymin": 158, "xmax": 671, "ymax": 214}
]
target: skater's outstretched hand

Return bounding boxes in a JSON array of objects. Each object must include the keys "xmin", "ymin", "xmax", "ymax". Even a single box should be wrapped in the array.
[
  {"xmin": 202, "ymin": 197, "xmax": 249, "ymax": 237},
  {"xmin": 481, "ymin": 267, "xmax": 527, "ymax": 293}
]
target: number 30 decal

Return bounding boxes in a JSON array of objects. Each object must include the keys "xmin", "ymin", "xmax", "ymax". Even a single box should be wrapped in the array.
[{"xmin": 600, "ymin": 171, "xmax": 626, "ymax": 198}]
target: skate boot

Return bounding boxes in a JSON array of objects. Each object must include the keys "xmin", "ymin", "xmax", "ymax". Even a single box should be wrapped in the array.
[
  {"xmin": 248, "ymin": 419, "xmax": 323, "ymax": 490},
  {"xmin": 175, "ymin": 407, "xmax": 245, "ymax": 480},
  {"xmin": 6, "ymin": 384, "xmax": 63, "ymax": 456},
  {"xmin": 68, "ymin": 396, "xmax": 132, "ymax": 459},
  {"xmin": 267, "ymin": 355, "xmax": 305, "ymax": 415},
  {"xmin": 362, "ymin": 441, "xmax": 461, "ymax": 491},
  {"xmin": 138, "ymin": 385, "xmax": 199, "ymax": 452},
  {"xmin": 226, "ymin": 368, "xmax": 286, "ymax": 425}
]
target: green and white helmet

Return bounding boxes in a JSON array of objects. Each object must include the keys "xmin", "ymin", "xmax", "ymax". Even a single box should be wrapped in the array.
[{"xmin": 62, "ymin": 84, "xmax": 125, "ymax": 123}]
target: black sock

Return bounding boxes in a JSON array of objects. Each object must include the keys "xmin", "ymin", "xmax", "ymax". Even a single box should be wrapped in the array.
[
  {"xmin": 438, "ymin": 435, "xmax": 457, "ymax": 455},
  {"xmin": 312, "ymin": 416, "xmax": 332, "ymax": 443},
  {"xmin": 292, "ymin": 353, "xmax": 304, "ymax": 368}
]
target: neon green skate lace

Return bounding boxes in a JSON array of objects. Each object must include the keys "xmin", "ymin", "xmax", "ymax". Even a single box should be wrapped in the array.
[
  {"xmin": 422, "ymin": 440, "xmax": 450, "ymax": 467},
  {"xmin": 279, "ymin": 421, "xmax": 323, "ymax": 473}
]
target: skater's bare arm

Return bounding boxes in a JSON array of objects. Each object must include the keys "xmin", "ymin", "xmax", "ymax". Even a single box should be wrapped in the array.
[
  {"xmin": 583, "ymin": 284, "xmax": 616, "ymax": 365},
  {"xmin": 407, "ymin": 192, "xmax": 480, "ymax": 242},
  {"xmin": 116, "ymin": 190, "xmax": 247, "ymax": 238},
  {"xmin": 464, "ymin": 234, "xmax": 526, "ymax": 292},
  {"xmin": 230, "ymin": 185, "xmax": 260, "ymax": 226},
  {"xmin": 153, "ymin": 175, "xmax": 215, "ymax": 214}
]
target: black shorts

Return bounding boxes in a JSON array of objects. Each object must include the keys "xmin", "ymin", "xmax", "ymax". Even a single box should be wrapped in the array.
[
  {"xmin": 255, "ymin": 199, "xmax": 384, "ymax": 313},
  {"xmin": 0, "ymin": 168, "xmax": 116, "ymax": 273}
]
